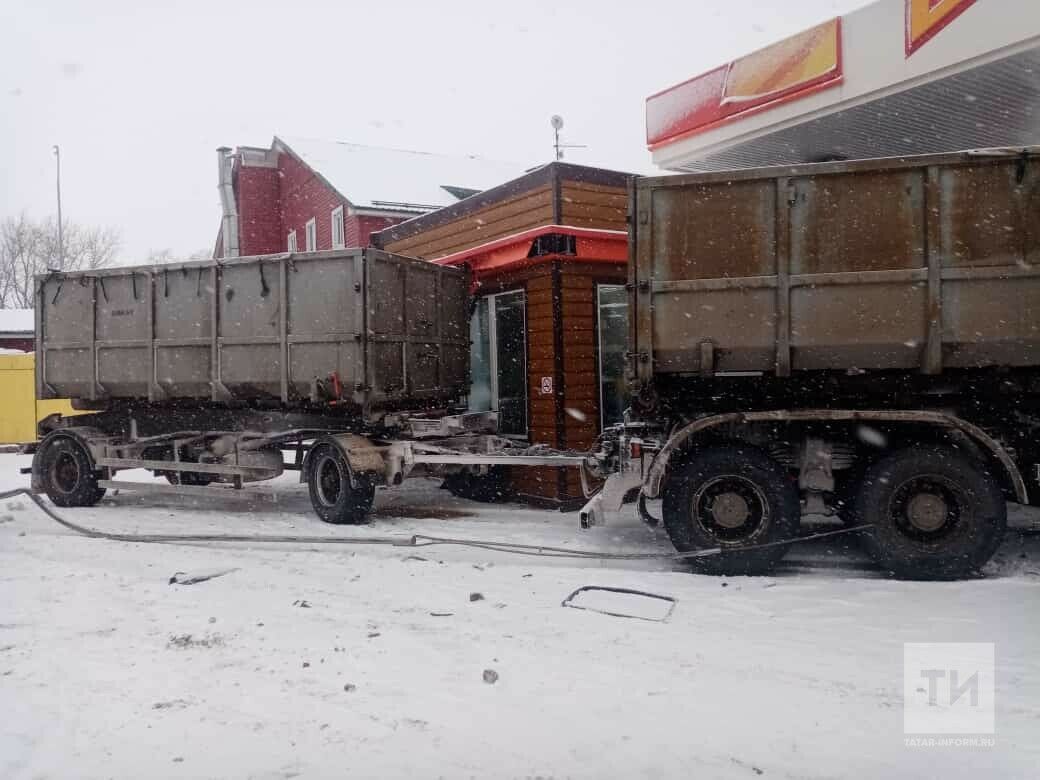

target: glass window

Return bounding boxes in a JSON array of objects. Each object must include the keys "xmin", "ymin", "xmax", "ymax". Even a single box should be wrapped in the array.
[
  {"xmin": 469, "ymin": 298, "xmax": 492, "ymax": 414},
  {"xmin": 597, "ymin": 284, "xmax": 628, "ymax": 428},
  {"xmin": 331, "ymin": 206, "xmax": 345, "ymax": 249},
  {"xmin": 494, "ymin": 292, "xmax": 527, "ymax": 436},
  {"xmin": 287, "ymin": 229, "xmax": 297, "ymax": 252},
  {"xmin": 468, "ymin": 290, "xmax": 527, "ymax": 437},
  {"xmin": 305, "ymin": 218, "xmax": 317, "ymax": 252}
]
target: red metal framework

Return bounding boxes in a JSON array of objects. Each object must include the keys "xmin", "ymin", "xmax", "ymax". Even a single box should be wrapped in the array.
[{"xmin": 432, "ymin": 225, "xmax": 628, "ymax": 279}]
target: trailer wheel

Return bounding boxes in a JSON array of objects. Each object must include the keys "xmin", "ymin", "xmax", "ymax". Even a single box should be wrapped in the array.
[
  {"xmin": 307, "ymin": 444, "xmax": 375, "ymax": 525},
  {"xmin": 37, "ymin": 436, "xmax": 106, "ymax": 508},
  {"xmin": 854, "ymin": 447, "xmax": 1006, "ymax": 579},
  {"xmin": 662, "ymin": 444, "xmax": 799, "ymax": 575}
]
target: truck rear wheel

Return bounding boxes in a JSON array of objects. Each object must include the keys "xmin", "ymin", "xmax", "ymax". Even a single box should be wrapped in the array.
[
  {"xmin": 307, "ymin": 444, "xmax": 375, "ymax": 525},
  {"xmin": 662, "ymin": 444, "xmax": 800, "ymax": 575},
  {"xmin": 854, "ymin": 447, "xmax": 1006, "ymax": 579},
  {"xmin": 37, "ymin": 435, "xmax": 106, "ymax": 508}
]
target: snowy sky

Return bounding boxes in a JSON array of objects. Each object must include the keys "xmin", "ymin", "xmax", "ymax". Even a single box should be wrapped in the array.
[{"xmin": 1, "ymin": 0, "xmax": 869, "ymax": 262}]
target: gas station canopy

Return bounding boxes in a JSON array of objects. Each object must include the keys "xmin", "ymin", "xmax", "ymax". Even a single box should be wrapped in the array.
[{"xmin": 647, "ymin": 0, "xmax": 1040, "ymax": 171}]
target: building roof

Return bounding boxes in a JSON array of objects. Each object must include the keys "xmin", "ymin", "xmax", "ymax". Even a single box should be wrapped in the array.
[
  {"xmin": 648, "ymin": 0, "xmax": 1040, "ymax": 171},
  {"xmin": 274, "ymin": 136, "xmax": 526, "ymax": 214},
  {"xmin": 372, "ymin": 161, "xmax": 632, "ymax": 248},
  {"xmin": 0, "ymin": 308, "xmax": 33, "ymax": 334}
]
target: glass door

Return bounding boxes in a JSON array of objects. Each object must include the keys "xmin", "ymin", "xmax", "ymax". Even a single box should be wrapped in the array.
[
  {"xmin": 469, "ymin": 290, "xmax": 528, "ymax": 437},
  {"xmin": 597, "ymin": 284, "xmax": 629, "ymax": 428}
]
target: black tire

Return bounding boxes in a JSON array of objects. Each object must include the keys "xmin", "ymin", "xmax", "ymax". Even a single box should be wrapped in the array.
[
  {"xmin": 853, "ymin": 446, "xmax": 1006, "ymax": 579},
  {"xmin": 37, "ymin": 436, "xmax": 106, "ymax": 508},
  {"xmin": 442, "ymin": 466, "xmax": 513, "ymax": 503},
  {"xmin": 163, "ymin": 471, "xmax": 215, "ymax": 487},
  {"xmin": 832, "ymin": 465, "xmax": 865, "ymax": 528},
  {"xmin": 307, "ymin": 444, "xmax": 375, "ymax": 525},
  {"xmin": 662, "ymin": 444, "xmax": 800, "ymax": 575}
]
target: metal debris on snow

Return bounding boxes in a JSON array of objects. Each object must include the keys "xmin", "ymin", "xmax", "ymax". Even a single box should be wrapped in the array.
[
  {"xmin": 168, "ymin": 568, "xmax": 239, "ymax": 586},
  {"xmin": 562, "ymin": 586, "xmax": 676, "ymax": 622}
]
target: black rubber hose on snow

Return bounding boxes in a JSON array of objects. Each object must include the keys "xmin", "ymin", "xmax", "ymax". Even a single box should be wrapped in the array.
[{"xmin": 0, "ymin": 487, "xmax": 871, "ymax": 561}]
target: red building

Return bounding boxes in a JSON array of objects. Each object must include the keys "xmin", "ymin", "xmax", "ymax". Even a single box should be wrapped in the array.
[
  {"xmin": 0, "ymin": 309, "xmax": 34, "ymax": 353},
  {"xmin": 215, "ymin": 136, "xmax": 523, "ymax": 258}
]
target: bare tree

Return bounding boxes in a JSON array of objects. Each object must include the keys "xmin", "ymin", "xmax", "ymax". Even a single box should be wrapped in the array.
[
  {"xmin": 144, "ymin": 248, "xmax": 213, "ymax": 265},
  {"xmin": 0, "ymin": 214, "xmax": 121, "ymax": 308},
  {"xmin": 0, "ymin": 214, "xmax": 40, "ymax": 309}
]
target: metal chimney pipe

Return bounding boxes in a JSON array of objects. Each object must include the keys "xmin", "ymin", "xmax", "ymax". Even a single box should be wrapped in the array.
[{"xmin": 217, "ymin": 146, "xmax": 240, "ymax": 258}]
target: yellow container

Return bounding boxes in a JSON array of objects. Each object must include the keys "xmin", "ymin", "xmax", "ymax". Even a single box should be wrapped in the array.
[{"xmin": 0, "ymin": 353, "xmax": 82, "ymax": 445}]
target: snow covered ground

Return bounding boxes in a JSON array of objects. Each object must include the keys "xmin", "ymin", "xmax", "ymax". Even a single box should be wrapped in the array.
[{"xmin": 1, "ymin": 452, "xmax": 1038, "ymax": 779}]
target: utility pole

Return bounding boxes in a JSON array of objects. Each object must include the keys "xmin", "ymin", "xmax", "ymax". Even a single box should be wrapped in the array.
[{"xmin": 53, "ymin": 145, "xmax": 64, "ymax": 269}]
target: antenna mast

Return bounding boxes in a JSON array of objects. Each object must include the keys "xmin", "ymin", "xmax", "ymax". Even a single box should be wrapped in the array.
[{"xmin": 550, "ymin": 115, "xmax": 587, "ymax": 161}]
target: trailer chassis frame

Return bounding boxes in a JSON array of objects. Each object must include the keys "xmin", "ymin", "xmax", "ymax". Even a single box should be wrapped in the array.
[{"xmin": 30, "ymin": 413, "xmax": 590, "ymax": 503}]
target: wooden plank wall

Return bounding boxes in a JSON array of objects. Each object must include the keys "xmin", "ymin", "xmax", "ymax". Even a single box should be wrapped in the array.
[
  {"xmin": 525, "ymin": 271, "xmax": 557, "ymax": 444},
  {"xmin": 558, "ymin": 264, "xmax": 626, "ymax": 500},
  {"xmin": 560, "ymin": 180, "xmax": 628, "ymax": 232},
  {"xmin": 382, "ymin": 184, "xmax": 554, "ymax": 260},
  {"xmin": 504, "ymin": 262, "xmax": 627, "ymax": 504},
  {"xmin": 380, "ymin": 174, "xmax": 627, "ymax": 262},
  {"xmin": 507, "ymin": 266, "xmax": 561, "ymax": 501}
]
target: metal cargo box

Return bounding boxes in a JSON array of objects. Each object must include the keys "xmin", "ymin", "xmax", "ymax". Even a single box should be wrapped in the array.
[
  {"xmin": 36, "ymin": 249, "xmax": 470, "ymax": 412},
  {"xmin": 629, "ymin": 148, "xmax": 1040, "ymax": 381}
]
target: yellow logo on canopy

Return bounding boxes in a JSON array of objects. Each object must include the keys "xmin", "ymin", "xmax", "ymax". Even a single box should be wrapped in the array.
[
  {"xmin": 724, "ymin": 19, "xmax": 840, "ymax": 104},
  {"xmin": 906, "ymin": 0, "xmax": 977, "ymax": 55}
]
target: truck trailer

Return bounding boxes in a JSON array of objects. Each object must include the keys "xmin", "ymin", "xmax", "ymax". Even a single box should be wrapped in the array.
[
  {"xmin": 30, "ymin": 248, "xmax": 583, "ymax": 522},
  {"xmin": 581, "ymin": 147, "xmax": 1040, "ymax": 578},
  {"xmin": 29, "ymin": 149, "xmax": 1040, "ymax": 579}
]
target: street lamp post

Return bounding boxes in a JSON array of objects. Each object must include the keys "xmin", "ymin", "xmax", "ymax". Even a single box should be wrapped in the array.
[{"xmin": 53, "ymin": 145, "xmax": 64, "ymax": 269}]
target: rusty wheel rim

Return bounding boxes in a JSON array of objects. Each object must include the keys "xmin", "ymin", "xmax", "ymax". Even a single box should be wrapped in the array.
[
  {"xmin": 692, "ymin": 475, "xmax": 769, "ymax": 543},
  {"xmin": 890, "ymin": 475, "xmax": 963, "ymax": 541},
  {"xmin": 50, "ymin": 451, "xmax": 81, "ymax": 495},
  {"xmin": 315, "ymin": 453, "xmax": 344, "ymax": 507}
]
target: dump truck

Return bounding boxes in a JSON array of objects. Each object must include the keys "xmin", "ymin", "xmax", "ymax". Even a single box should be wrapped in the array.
[
  {"xmin": 30, "ymin": 248, "xmax": 583, "ymax": 522},
  {"xmin": 580, "ymin": 148, "xmax": 1040, "ymax": 578}
]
